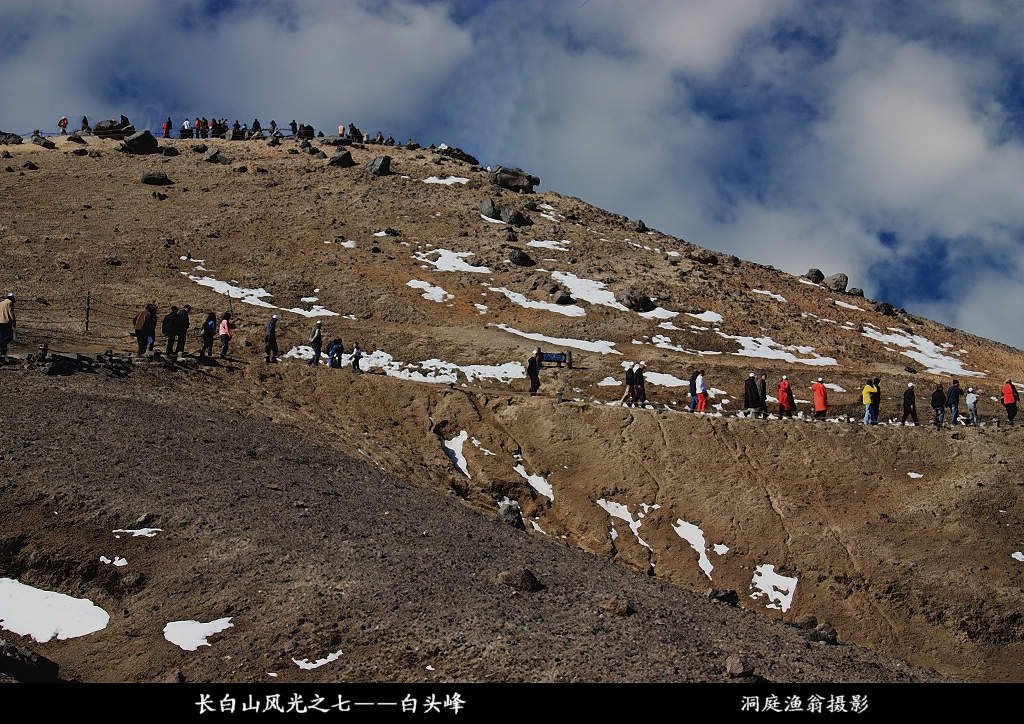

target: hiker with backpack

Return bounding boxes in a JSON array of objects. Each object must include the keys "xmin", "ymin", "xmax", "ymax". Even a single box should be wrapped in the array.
[
  {"xmin": 619, "ymin": 363, "xmax": 638, "ymax": 407},
  {"xmin": 218, "ymin": 312, "xmax": 233, "ymax": 359},
  {"xmin": 132, "ymin": 303, "xmax": 157, "ymax": 356},
  {"xmin": 199, "ymin": 312, "xmax": 217, "ymax": 358}
]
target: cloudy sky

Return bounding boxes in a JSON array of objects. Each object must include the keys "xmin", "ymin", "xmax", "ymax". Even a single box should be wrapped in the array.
[{"xmin": 3, "ymin": 0, "xmax": 1024, "ymax": 347}]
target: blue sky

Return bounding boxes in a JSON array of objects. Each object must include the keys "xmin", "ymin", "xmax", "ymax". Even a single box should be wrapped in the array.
[{"xmin": 3, "ymin": 0, "xmax": 1024, "ymax": 347}]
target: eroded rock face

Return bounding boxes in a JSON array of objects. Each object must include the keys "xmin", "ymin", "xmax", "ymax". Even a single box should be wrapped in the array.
[{"xmin": 822, "ymin": 273, "xmax": 848, "ymax": 292}]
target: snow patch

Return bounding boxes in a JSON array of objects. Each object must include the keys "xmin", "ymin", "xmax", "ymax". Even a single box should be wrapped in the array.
[
  {"xmin": 163, "ymin": 617, "xmax": 233, "ymax": 651},
  {"xmin": 824, "ymin": 383, "xmax": 846, "ymax": 392},
  {"xmin": 491, "ymin": 323, "xmax": 621, "ymax": 355},
  {"xmin": 113, "ymin": 528, "xmax": 161, "ymax": 538},
  {"xmin": 639, "ymin": 307, "xmax": 679, "ymax": 320},
  {"xmin": 480, "ymin": 214, "xmax": 506, "ymax": 224},
  {"xmin": 597, "ymin": 499, "xmax": 652, "ymax": 550},
  {"xmin": 0, "ymin": 578, "xmax": 110, "ymax": 642},
  {"xmin": 716, "ymin": 332, "xmax": 837, "ymax": 366},
  {"xmin": 834, "ymin": 299, "xmax": 862, "ymax": 311},
  {"xmin": 550, "ymin": 271, "xmax": 628, "ymax": 310},
  {"xmin": 597, "ymin": 376, "xmax": 621, "ymax": 386},
  {"xmin": 687, "ymin": 310, "xmax": 723, "ymax": 324},
  {"xmin": 752, "ymin": 289, "xmax": 787, "ymax": 303},
  {"xmin": 527, "ymin": 239, "xmax": 570, "ymax": 251},
  {"xmin": 1012, "ymin": 552, "xmax": 1024, "ymax": 562},
  {"xmin": 413, "ymin": 249, "xmax": 490, "ymax": 273},
  {"xmin": 907, "ymin": 472, "xmax": 923, "ymax": 479},
  {"xmin": 749, "ymin": 564, "xmax": 797, "ymax": 612},
  {"xmin": 514, "ymin": 464, "xmax": 553, "ymax": 500},
  {"xmin": 861, "ymin": 324, "xmax": 984, "ymax": 376},
  {"xmin": 442, "ymin": 430, "xmax": 470, "ymax": 478},
  {"xmin": 407, "ymin": 279, "xmax": 453, "ymax": 303},
  {"xmin": 488, "ymin": 287, "xmax": 585, "ymax": 316},
  {"xmin": 713, "ymin": 544, "xmax": 730, "ymax": 555},
  {"xmin": 672, "ymin": 519, "xmax": 714, "ymax": 579},
  {"xmin": 293, "ymin": 650, "xmax": 343, "ymax": 670},
  {"xmin": 423, "ymin": 176, "xmax": 469, "ymax": 185}
]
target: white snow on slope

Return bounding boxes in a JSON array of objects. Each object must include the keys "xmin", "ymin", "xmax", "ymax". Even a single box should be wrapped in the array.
[
  {"xmin": 0, "ymin": 578, "xmax": 110, "ymax": 642},
  {"xmin": 687, "ymin": 310, "xmax": 723, "ymax": 324},
  {"xmin": 488, "ymin": 287, "xmax": 586, "ymax": 317},
  {"xmin": 527, "ymin": 239, "xmax": 570, "ymax": 251},
  {"xmin": 442, "ymin": 430, "xmax": 470, "ymax": 478},
  {"xmin": 514, "ymin": 463, "xmax": 553, "ymax": 500},
  {"xmin": 113, "ymin": 528, "xmax": 161, "ymax": 538},
  {"xmin": 549, "ymin": 271, "xmax": 628, "ymax": 310},
  {"xmin": 283, "ymin": 347, "xmax": 525, "ymax": 383},
  {"xmin": 834, "ymin": 299, "xmax": 862, "ymax": 311},
  {"xmin": 860, "ymin": 324, "xmax": 984, "ymax": 376},
  {"xmin": 413, "ymin": 249, "xmax": 490, "ymax": 273},
  {"xmin": 423, "ymin": 176, "xmax": 469, "ymax": 185},
  {"xmin": 491, "ymin": 324, "xmax": 621, "ymax": 355},
  {"xmin": 752, "ymin": 289, "xmax": 787, "ymax": 303},
  {"xmin": 163, "ymin": 617, "xmax": 233, "ymax": 651},
  {"xmin": 639, "ymin": 307, "xmax": 679, "ymax": 320},
  {"xmin": 1012, "ymin": 552, "xmax": 1024, "ymax": 562},
  {"xmin": 407, "ymin": 279, "xmax": 453, "ymax": 302},
  {"xmin": 716, "ymin": 332, "xmax": 837, "ymax": 366},
  {"xmin": 480, "ymin": 214, "xmax": 506, "ymax": 224},
  {"xmin": 907, "ymin": 472, "xmax": 923, "ymax": 479},
  {"xmin": 824, "ymin": 383, "xmax": 846, "ymax": 392},
  {"xmin": 294, "ymin": 650, "xmax": 344, "ymax": 670},
  {"xmin": 597, "ymin": 499, "xmax": 658, "ymax": 550},
  {"xmin": 672, "ymin": 519, "xmax": 714, "ymax": 579},
  {"xmin": 182, "ymin": 269, "xmax": 338, "ymax": 318},
  {"xmin": 749, "ymin": 564, "xmax": 797, "ymax": 612},
  {"xmin": 597, "ymin": 376, "xmax": 621, "ymax": 386}
]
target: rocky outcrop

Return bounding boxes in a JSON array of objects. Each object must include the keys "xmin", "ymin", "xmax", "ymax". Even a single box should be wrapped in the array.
[
  {"xmin": 618, "ymin": 288, "xmax": 656, "ymax": 312},
  {"xmin": 328, "ymin": 150, "xmax": 355, "ymax": 168},
  {"xmin": 92, "ymin": 115, "xmax": 135, "ymax": 140},
  {"xmin": 366, "ymin": 155, "xmax": 391, "ymax": 176},
  {"xmin": 119, "ymin": 130, "xmax": 159, "ymax": 155},
  {"xmin": 488, "ymin": 165, "xmax": 539, "ymax": 193},
  {"xmin": 0, "ymin": 131, "xmax": 23, "ymax": 145},
  {"xmin": 437, "ymin": 145, "xmax": 479, "ymax": 165},
  {"xmin": 506, "ymin": 247, "xmax": 535, "ymax": 267},
  {"xmin": 804, "ymin": 268, "xmax": 824, "ymax": 283},
  {"xmin": 480, "ymin": 198, "xmax": 532, "ymax": 226},
  {"xmin": 0, "ymin": 639, "xmax": 59, "ymax": 682},
  {"xmin": 31, "ymin": 134, "xmax": 56, "ymax": 150},
  {"xmin": 822, "ymin": 273, "xmax": 848, "ymax": 293}
]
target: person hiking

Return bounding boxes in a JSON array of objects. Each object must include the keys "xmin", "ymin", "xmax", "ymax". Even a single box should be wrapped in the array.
[
  {"xmin": 163, "ymin": 117, "xmax": 172, "ymax": 139},
  {"xmin": 308, "ymin": 320, "xmax": 323, "ymax": 366},
  {"xmin": 688, "ymin": 370, "xmax": 700, "ymax": 412},
  {"xmin": 326, "ymin": 338, "xmax": 344, "ymax": 368},
  {"xmin": 162, "ymin": 306, "xmax": 179, "ymax": 356},
  {"xmin": 252, "ymin": 119, "xmax": 262, "ymax": 133},
  {"xmin": 80, "ymin": 116, "xmax": 90, "ymax": 133},
  {"xmin": 218, "ymin": 312, "xmax": 232, "ymax": 359},
  {"xmin": 695, "ymin": 370, "xmax": 708, "ymax": 412},
  {"xmin": 527, "ymin": 347, "xmax": 541, "ymax": 395},
  {"xmin": 290, "ymin": 120, "xmax": 298, "ymax": 137},
  {"xmin": 869, "ymin": 377, "xmax": 881, "ymax": 424},
  {"xmin": 743, "ymin": 372, "xmax": 761, "ymax": 417},
  {"xmin": 931, "ymin": 383, "xmax": 946, "ymax": 429},
  {"xmin": 265, "ymin": 314, "xmax": 279, "ymax": 363},
  {"xmin": 58, "ymin": 116, "xmax": 68, "ymax": 135},
  {"xmin": 351, "ymin": 341, "xmax": 363, "ymax": 373},
  {"xmin": 861, "ymin": 379, "xmax": 877, "ymax": 425},
  {"xmin": 198, "ymin": 312, "xmax": 216, "ymax": 358},
  {"xmin": 634, "ymin": 361, "xmax": 648, "ymax": 407},
  {"xmin": 902, "ymin": 383, "xmax": 919, "ymax": 426},
  {"xmin": 966, "ymin": 387, "xmax": 980, "ymax": 426},
  {"xmin": 777, "ymin": 375, "xmax": 794, "ymax": 418},
  {"xmin": 812, "ymin": 377, "xmax": 828, "ymax": 420},
  {"xmin": 946, "ymin": 380, "xmax": 962, "ymax": 426},
  {"xmin": 174, "ymin": 305, "xmax": 191, "ymax": 355},
  {"xmin": 758, "ymin": 373, "xmax": 768, "ymax": 418},
  {"xmin": 132, "ymin": 303, "xmax": 157, "ymax": 356},
  {"xmin": 619, "ymin": 362, "xmax": 637, "ymax": 407},
  {"xmin": 0, "ymin": 293, "xmax": 15, "ymax": 361},
  {"xmin": 1002, "ymin": 378, "xmax": 1019, "ymax": 424}
]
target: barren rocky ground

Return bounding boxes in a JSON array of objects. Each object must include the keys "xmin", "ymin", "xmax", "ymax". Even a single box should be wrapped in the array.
[{"xmin": 1, "ymin": 130, "xmax": 1021, "ymax": 682}]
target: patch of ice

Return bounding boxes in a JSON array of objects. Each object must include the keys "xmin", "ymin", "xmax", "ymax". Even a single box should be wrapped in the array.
[
  {"xmin": 474, "ymin": 303, "xmax": 488, "ymax": 315},
  {"xmin": 539, "ymin": 203, "xmax": 555, "ymax": 211},
  {"xmin": 798, "ymin": 278, "xmax": 820, "ymax": 286},
  {"xmin": 373, "ymin": 231, "xmax": 388, "ymax": 237},
  {"xmin": 100, "ymin": 556, "xmax": 127, "ymax": 567},
  {"xmin": 834, "ymin": 299, "xmax": 862, "ymax": 311},
  {"xmin": 293, "ymin": 650, "xmax": 343, "ymax": 670},
  {"xmin": 0, "ymin": 578, "xmax": 110, "ymax": 642},
  {"xmin": 713, "ymin": 544, "xmax": 730, "ymax": 555},
  {"xmin": 340, "ymin": 240, "xmax": 357, "ymax": 248},
  {"xmin": 491, "ymin": 323, "xmax": 621, "ymax": 355},
  {"xmin": 480, "ymin": 213, "xmax": 506, "ymax": 224},
  {"xmin": 597, "ymin": 376, "xmax": 621, "ymax": 386},
  {"xmin": 639, "ymin": 307, "xmax": 679, "ymax": 320},
  {"xmin": 413, "ymin": 249, "xmax": 490, "ymax": 273},
  {"xmin": 182, "ymin": 271, "xmax": 338, "ymax": 318},
  {"xmin": 907, "ymin": 472, "xmax": 923, "ymax": 479},
  {"xmin": 671, "ymin": 519, "xmax": 714, "ymax": 579},
  {"xmin": 527, "ymin": 239, "xmax": 570, "ymax": 251},
  {"xmin": 442, "ymin": 430, "xmax": 470, "ymax": 478},
  {"xmin": 596, "ymin": 499, "xmax": 651, "ymax": 550},
  {"xmin": 514, "ymin": 464, "xmax": 553, "ymax": 500},
  {"xmin": 300, "ymin": 296, "xmax": 319, "ymax": 303},
  {"xmin": 657, "ymin": 322, "xmax": 681, "ymax": 330},
  {"xmin": 531, "ymin": 520, "xmax": 546, "ymax": 534},
  {"xmin": 1012, "ymin": 552, "xmax": 1024, "ymax": 562},
  {"xmin": 860, "ymin": 324, "xmax": 984, "ymax": 376},
  {"xmin": 752, "ymin": 289, "xmax": 787, "ymax": 303},
  {"xmin": 550, "ymin": 271, "xmax": 628, "ymax": 310},
  {"xmin": 687, "ymin": 310, "xmax": 723, "ymax": 324},
  {"xmin": 644, "ymin": 371, "xmax": 689, "ymax": 387},
  {"xmin": 423, "ymin": 176, "xmax": 469, "ymax": 185},
  {"xmin": 749, "ymin": 564, "xmax": 797, "ymax": 612},
  {"xmin": 163, "ymin": 617, "xmax": 233, "ymax": 651},
  {"xmin": 488, "ymin": 287, "xmax": 586, "ymax": 316},
  {"xmin": 113, "ymin": 528, "xmax": 161, "ymax": 537},
  {"xmin": 407, "ymin": 279, "xmax": 454, "ymax": 303},
  {"xmin": 470, "ymin": 437, "xmax": 496, "ymax": 456}
]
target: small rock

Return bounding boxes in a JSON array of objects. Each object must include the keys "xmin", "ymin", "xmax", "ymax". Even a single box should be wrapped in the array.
[
  {"xmin": 328, "ymin": 150, "xmax": 355, "ymax": 167},
  {"xmin": 804, "ymin": 268, "xmax": 824, "ymax": 283},
  {"xmin": 0, "ymin": 150, "xmax": 12, "ymax": 159},
  {"xmin": 603, "ymin": 596, "xmax": 635, "ymax": 616},
  {"xmin": 266, "ymin": 135, "xmax": 280, "ymax": 147},
  {"xmin": 848, "ymin": 287, "xmax": 865, "ymax": 297},
  {"xmin": 726, "ymin": 655, "xmax": 754, "ymax": 677},
  {"xmin": 161, "ymin": 146, "xmax": 179, "ymax": 157},
  {"xmin": 121, "ymin": 130, "xmax": 159, "ymax": 155},
  {"xmin": 727, "ymin": 255, "xmax": 741, "ymax": 266},
  {"xmin": 874, "ymin": 301, "xmax": 895, "ymax": 316},
  {"xmin": 504, "ymin": 227, "xmax": 518, "ymax": 242},
  {"xmin": 140, "ymin": 171, "xmax": 172, "ymax": 185},
  {"xmin": 31, "ymin": 135, "xmax": 56, "ymax": 150},
  {"xmin": 705, "ymin": 588, "xmax": 739, "ymax": 606},
  {"xmin": 191, "ymin": 144, "xmax": 208, "ymax": 154},
  {"xmin": 488, "ymin": 166, "xmax": 539, "ymax": 193},
  {"xmin": 104, "ymin": 257, "xmax": 121, "ymax": 266},
  {"xmin": 689, "ymin": 249, "xmax": 718, "ymax": 265},
  {"xmin": 70, "ymin": 148, "xmax": 88, "ymax": 156},
  {"xmin": 634, "ymin": 219, "xmax": 648, "ymax": 232},
  {"xmin": 383, "ymin": 228, "xmax": 401, "ymax": 237},
  {"xmin": 822, "ymin": 273, "xmax": 848, "ymax": 292},
  {"xmin": 479, "ymin": 198, "xmax": 498, "ymax": 219},
  {"xmin": 366, "ymin": 155, "xmax": 391, "ymax": 176},
  {"xmin": 496, "ymin": 568, "xmax": 545, "ymax": 592},
  {"xmin": 22, "ymin": 161, "xmax": 38, "ymax": 170},
  {"xmin": 551, "ymin": 290, "xmax": 574, "ymax": 305},
  {"xmin": 618, "ymin": 287, "xmax": 655, "ymax": 312},
  {"xmin": 202, "ymin": 148, "xmax": 220, "ymax": 163},
  {"xmin": 233, "ymin": 165, "xmax": 248, "ymax": 173},
  {"xmin": 507, "ymin": 247, "xmax": 535, "ymax": 267}
]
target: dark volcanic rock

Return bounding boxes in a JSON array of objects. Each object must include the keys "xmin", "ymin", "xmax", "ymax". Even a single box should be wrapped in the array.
[
  {"xmin": 328, "ymin": 150, "xmax": 355, "ymax": 168},
  {"xmin": 874, "ymin": 301, "xmax": 896, "ymax": 316},
  {"xmin": 804, "ymin": 268, "xmax": 825, "ymax": 283},
  {"xmin": 488, "ymin": 166, "xmax": 539, "ymax": 193},
  {"xmin": 0, "ymin": 131, "xmax": 23, "ymax": 145},
  {"xmin": 706, "ymin": 588, "xmax": 740, "ymax": 606},
  {"xmin": 67, "ymin": 132, "xmax": 87, "ymax": 145},
  {"xmin": 70, "ymin": 148, "xmax": 88, "ymax": 156},
  {"xmin": 619, "ymin": 288, "xmax": 655, "ymax": 312},
  {"xmin": 848, "ymin": 287, "xmax": 865, "ymax": 297},
  {"xmin": 366, "ymin": 155, "xmax": 392, "ymax": 176},
  {"xmin": 266, "ymin": 135, "xmax": 280, "ymax": 147},
  {"xmin": 31, "ymin": 134, "xmax": 56, "ymax": 150},
  {"xmin": 634, "ymin": 219, "xmax": 648, "ymax": 233},
  {"xmin": 192, "ymin": 144, "xmax": 208, "ymax": 154},
  {"xmin": 161, "ymin": 146, "xmax": 179, "ymax": 157},
  {"xmin": 498, "ymin": 499, "xmax": 525, "ymax": 530},
  {"xmin": 689, "ymin": 249, "xmax": 718, "ymax": 265},
  {"xmin": 499, "ymin": 206, "xmax": 532, "ymax": 227},
  {"xmin": 121, "ymin": 130, "xmax": 159, "ymax": 155},
  {"xmin": 437, "ymin": 145, "xmax": 479, "ymax": 165},
  {"xmin": 496, "ymin": 568, "xmax": 545, "ymax": 592},
  {"xmin": 140, "ymin": 171, "xmax": 172, "ymax": 186},
  {"xmin": 92, "ymin": 115, "xmax": 135, "ymax": 140},
  {"xmin": 22, "ymin": 161, "xmax": 38, "ymax": 170},
  {"xmin": 203, "ymin": 148, "xmax": 221, "ymax": 163},
  {"xmin": 0, "ymin": 639, "xmax": 59, "ymax": 682},
  {"xmin": 506, "ymin": 248, "xmax": 535, "ymax": 267},
  {"xmin": 479, "ymin": 198, "xmax": 498, "ymax": 219},
  {"xmin": 0, "ymin": 150, "xmax": 11, "ymax": 158}
]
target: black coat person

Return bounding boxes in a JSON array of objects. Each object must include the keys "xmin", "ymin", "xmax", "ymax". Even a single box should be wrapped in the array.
[
  {"xmin": 527, "ymin": 349, "xmax": 541, "ymax": 396},
  {"xmin": 162, "ymin": 307, "xmax": 179, "ymax": 355},
  {"xmin": 634, "ymin": 363, "xmax": 647, "ymax": 405},
  {"xmin": 174, "ymin": 305, "xmax": 191, "ymax": 354},
  {"xmin": 758, "ymin": 374, "xmax": 768, "ymax": 417},
  {"xmin": 902, "ymin": 383, "xmax": 919, "ymax": 425},
  {"xmin": 744, "ymin": 374, "xmax": 760, "ymax": 411}
]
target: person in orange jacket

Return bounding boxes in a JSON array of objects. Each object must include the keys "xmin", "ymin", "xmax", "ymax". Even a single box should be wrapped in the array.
[
  {"xmin": 1002, "ymin": 378, "xmax": 1019, "ymax": 424},
  {"xmin": 162, "ymin": 117, "xmax": 171, "ymax": 138},
  {"xmin": 811, "ymin": 377, "xmax": 828, "ymax": 420},
  {"xmin": 57, "ymin": 116, "xmax": 68, "ymax": 135},
  {"xmin": 777, "ymin": 375, "xmax": 794, "ymax": 418}
]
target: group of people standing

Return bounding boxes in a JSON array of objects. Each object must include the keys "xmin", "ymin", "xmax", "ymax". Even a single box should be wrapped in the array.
[
  {"xmin": 132, "ymin": 304, "xmax": 233, "ymax": 360},
  {"xmin": 161, "ymin": 117, "xmax": 282, "ymax": 140},
  {"xmin": 296, "ymin": 318, "xmax": 362, "ymax": 372}
]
